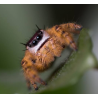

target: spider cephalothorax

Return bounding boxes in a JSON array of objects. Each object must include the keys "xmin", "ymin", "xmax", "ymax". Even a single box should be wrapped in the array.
[{"xmin": 21, "ymin": 23, "xmax": 82, "ymax": 90}]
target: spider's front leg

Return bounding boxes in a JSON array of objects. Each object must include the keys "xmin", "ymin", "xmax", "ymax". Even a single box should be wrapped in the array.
[
  {"xmin": 24, "ymin": 69, "xmax": 39, "ymax": 90},
  {"xmin": 24, "ymin": 68, "xmax": 46, "ymax": 90},
  {"xmin": 21, "ymin": 51, "xmax": 47, "ymax": 90}
]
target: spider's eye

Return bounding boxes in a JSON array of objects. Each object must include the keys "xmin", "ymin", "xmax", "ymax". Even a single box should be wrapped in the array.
[
  {"xmin": 32, "ymin": 40, "xmax": 38, "ymax": 46},
  {"xmin": 36, "ymin": 35, "xmax": 42, "ymax": 41}
]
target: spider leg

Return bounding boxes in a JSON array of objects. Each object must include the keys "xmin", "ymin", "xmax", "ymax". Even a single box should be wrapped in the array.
[
  {"xmin": 26, "ymin": 78, "xmax": 32, "ymax": 90},
  {"xmin": 60, "ymin": 23, "xmax": 83, "ymax": 34},
  {"xmin": 24, "ymin": 67, "xmax": 46, "ymax": 90},
  {"xmin": 63, "ymin": 31, "xmax": 78, "ymax": 51},
  {"xmin": 21, "ymin": 52, "xmax": 46, "ymax": 90},
  {"xmin": 25, "ymin": 69, "xmax": 46, "ymax": 90},
  {"xmin": 46, "ymin": 24, "xmax": 78, "ymax": 51}
]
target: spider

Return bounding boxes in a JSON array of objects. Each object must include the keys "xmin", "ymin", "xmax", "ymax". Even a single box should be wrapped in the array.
[{"xmin": 21, "ymin": 23, "xmax": 82, "ymax": 90}]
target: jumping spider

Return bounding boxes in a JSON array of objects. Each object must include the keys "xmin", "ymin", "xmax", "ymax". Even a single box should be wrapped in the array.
[{"xmin": 21, "ymin": 23, "xmax": 82, "ymax": 90}]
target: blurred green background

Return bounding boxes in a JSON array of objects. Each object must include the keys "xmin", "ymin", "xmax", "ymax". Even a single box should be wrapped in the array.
[{"xmin": 0, "ymin": 4, "xmax": 98, "ymax": 94}]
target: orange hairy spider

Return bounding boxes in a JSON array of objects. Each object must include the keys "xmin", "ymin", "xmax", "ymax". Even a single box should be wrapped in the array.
[{"xmin": 21, "ymin": 23, "xmax": 82, "ymax": 90}]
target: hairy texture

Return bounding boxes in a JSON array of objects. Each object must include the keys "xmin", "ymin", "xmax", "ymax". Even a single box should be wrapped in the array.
[{"xmin": 21, "ymin": 23, "xmax": 82, "ymax": 90}]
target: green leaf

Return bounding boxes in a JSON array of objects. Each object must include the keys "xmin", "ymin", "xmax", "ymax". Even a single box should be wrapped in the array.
[{"xmin": 32, "ymin": 28, "xmax": 98, "ymax": 94}]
